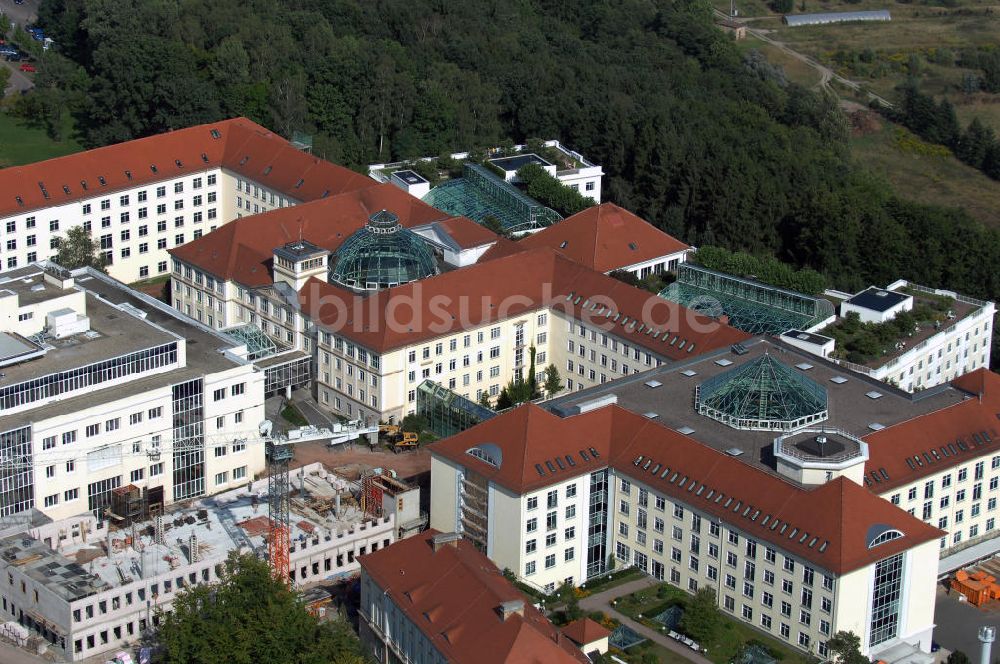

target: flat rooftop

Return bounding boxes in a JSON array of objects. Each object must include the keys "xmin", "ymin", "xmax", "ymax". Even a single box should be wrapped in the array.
[
  {"xmin": 845, "ymin": 287, "xmax": 910, "ymax": 313},
  {"xmin": 548, "ymin": 337, "xmax": 967, "ymax": 478},
  {"xmin": 781, "ymin": 329, "xmax": 833, "ymax": 347},
  {"xmin": 488, "ymin": 153, "xmax": 552, "ymax": 172},
  {"xmin": 0, "ymin": 267, "xmax": 77, "ymax": 307},
  {"xmin": 391, "ymin": 170, "xmax": 428, "ymax": 185},
  {"xmin": 0, "ymin": 534, "xmax": 109, "ymax": 603},
  {"xmin": 0, "ymin": 294, "xmax": 177, "ymax": 389},
  {"xmin": 0, "ymin": 267, "xmax": 247, "ymax": 431},
  {"xmin": 7, "ymin": 467, "xmax": 370, "ymax": 601}
]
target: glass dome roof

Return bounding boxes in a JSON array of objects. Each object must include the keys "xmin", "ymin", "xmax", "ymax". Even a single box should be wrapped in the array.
[
  {"xmin": 329, "ymin": 210, "xmax": 438, "ymax": 291},
  {"xmin": 695, "ymin": 353, "xmax": 828, "ymax": 431}
]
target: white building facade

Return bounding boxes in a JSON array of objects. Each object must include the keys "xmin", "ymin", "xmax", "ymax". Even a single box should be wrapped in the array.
[
  {"xmin": 429, "ymin": 404, "xmax": 944, "ymax": 659},
  {"xmin": 0, "ymin": 264, "xmax": 267, "ymax": 524}
]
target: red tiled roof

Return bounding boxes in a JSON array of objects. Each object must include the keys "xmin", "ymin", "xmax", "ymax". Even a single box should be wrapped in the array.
[
  {"xmin": 0, "ymin": 117, "xmax": 373, "ymax": 220},
  {"xmin": 562, "ymin": 618, "xmax": 611, "ymax": 646},
  {"xmin": 170, "ymin": 183, "xmax": 446, "ymax": 286},
  {"xmin": 428, "ymin": 403, "xmax": 616, "ymax": 494},
  {"xmin": 518, "ymin": 203, "xmax": 690, "ymax": 272},
  {"xmin": 433, "ymin": 216, "xmax": 500, "ymax": 249},
  {"xmin": 220, "ymin": 121, "xmax": 373, "ymax": 201},
  {"xmin": 298, "ymin": 247, "xmax": 750, "ymax": 354},
  {"xmin": 863, "ymin": 369, "xmax": 996, "ymax": 491},
  {"xmin": 431, "ymin": 404, "xmax": 942, "ymax": 575},
  {"xmin": 360, "ymin": 530, "xmax": 589, "ymax": 664}
]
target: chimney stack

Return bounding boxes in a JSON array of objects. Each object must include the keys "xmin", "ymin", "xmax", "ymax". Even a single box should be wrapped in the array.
[{"xmin": 430, "ymin": 532, "xmax": 462, "ymax": 552}]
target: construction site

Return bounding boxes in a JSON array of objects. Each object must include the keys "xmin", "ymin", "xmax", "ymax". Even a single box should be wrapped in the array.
[
  {"xmin": 950, "ymin": 558, "xmax": 1000, "ymax": 609},
  {"xmin": 0, "ymin": 461, "xmax": 421, "ymax": 662}
]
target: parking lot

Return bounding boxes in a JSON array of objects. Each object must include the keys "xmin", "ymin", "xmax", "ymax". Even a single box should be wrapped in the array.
[{"xmin": 0, "ymin": 0, "xmax": 40, "ymax": 95}]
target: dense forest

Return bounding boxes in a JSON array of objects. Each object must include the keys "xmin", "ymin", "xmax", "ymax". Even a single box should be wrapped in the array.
[{"xmin": 30, "ymin": 0, "xmax": 1000, "ymax": 318}]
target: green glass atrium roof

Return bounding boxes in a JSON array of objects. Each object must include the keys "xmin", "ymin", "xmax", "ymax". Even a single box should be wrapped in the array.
[
  {"xmin": 421, "ymin": 163, "xmax": 562, "ymax": 233},
  {"xmin": 329, "ymin": 209, "xmax": 438, "ymax": 291},
  {"xmin": 695, "ymin": 354, "xmax": 828, "ymax": 431},
  {"xmin": 659, "ymin": 264, "xmax": 834, "ymax": 336}
]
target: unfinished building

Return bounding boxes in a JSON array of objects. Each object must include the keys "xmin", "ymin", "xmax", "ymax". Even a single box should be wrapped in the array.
[{"xmin": 0, "ymin": 463, "xmax": 398, "ymax": 662}]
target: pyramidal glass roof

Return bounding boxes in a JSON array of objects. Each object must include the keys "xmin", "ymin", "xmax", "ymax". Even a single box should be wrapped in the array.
[
  {"xmin": 329, "ymin": 209, "xmax": 438, "ymax": 291},
  {"xmin": 695, "ymin": 353, "xmax": 828, "ymax": 431}
]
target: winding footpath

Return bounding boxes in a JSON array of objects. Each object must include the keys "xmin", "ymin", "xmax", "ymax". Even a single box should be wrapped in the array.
[{"xmin": 713, "ymin": 9, "xmax": 894, "ymax": 109}]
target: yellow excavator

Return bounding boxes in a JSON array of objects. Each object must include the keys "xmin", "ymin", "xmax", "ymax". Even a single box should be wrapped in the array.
[{"xmin": 379, "ymin": 424, "xmax": 418, "ymax": 452}]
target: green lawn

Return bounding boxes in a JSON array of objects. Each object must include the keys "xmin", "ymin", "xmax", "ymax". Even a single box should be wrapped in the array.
[
  {"xmin": 280, "ymin": 404, "xmax": 309, "ymax": 427},
  {"xmin": 612, "ymin": 584, "xmax": 814, "ymax": 664},
  {"xmin": 580, "ymin": 567, "xmax": 645, "ymax": 595},
  {"xmin": 0, "ymin": 112, "xmax": 82, "ymax": 167}
]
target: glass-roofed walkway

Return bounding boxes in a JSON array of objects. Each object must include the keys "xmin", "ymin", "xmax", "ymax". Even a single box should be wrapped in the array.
[
  {"xmin": 422, "ymin": 164, "xmax": 562, "ymax": 233},
  {"xmin": 416, "ymin": 380, "xmax": 495, "ymax": 438},
  {"xmin": 224, "ymin": 324, "xmax": 278, "ymax": 361},
  {"xmin": 659, "ymin": 264, "xmax": 834, "ymax": 336}
]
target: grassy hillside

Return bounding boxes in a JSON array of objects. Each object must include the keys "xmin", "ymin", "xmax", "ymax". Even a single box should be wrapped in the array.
[{"xmin": 0, "ymin": 111, "xmax": 81, "ymax": 166}]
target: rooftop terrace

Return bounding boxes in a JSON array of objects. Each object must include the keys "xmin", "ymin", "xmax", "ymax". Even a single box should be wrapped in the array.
[{"xmin": 820, "ymin": 284, "xmax": 986, "ymax": 370}]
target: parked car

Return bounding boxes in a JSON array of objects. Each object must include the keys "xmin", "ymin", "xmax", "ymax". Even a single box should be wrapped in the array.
[
  {"xmin": 5, "ymin": 53, "xmax": 22, "ymax": 62},
  {"xmin": 19, "ymin": 64, "xmax": 35, "ymax": 73}
]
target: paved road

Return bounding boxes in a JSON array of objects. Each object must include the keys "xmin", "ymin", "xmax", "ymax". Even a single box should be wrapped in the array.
[
  {"xmin": 934, "ymin": 586, "xmax": 1000, "ymax": 659},
  {"xmin": 3, "ymin": 60, "xmax": 33, "ymax": 95},
  {"xmin": 713, "ymin": 10, "xmax": 893, "ymax": 108},
  {"xmin": 580, "ymin": 577, "xmax": 712, "ymax": 664},
  {"xmin": 0, "ymin": 0, "xmax": 41, "ymax": 29}
]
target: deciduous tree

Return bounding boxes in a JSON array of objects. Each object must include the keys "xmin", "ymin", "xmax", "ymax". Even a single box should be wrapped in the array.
[
  {"xmin": 54, "ymin": 226, "xmax": 106, "ymax": 272},
  {"xmin": 157, "ymin": 553, "xmax": 365, "ymax": 664}
]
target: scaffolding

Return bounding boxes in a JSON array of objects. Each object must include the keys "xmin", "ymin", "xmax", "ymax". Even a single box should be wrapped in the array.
[
  {"xmin": 224, "ymin": 325, "xmax": 279, "ymax": 361},
  {"xmin": 659, "ymin": 264, "xmax": 834, "ymax": 336},
  {"xmin": 695, "ymin": 354, "xmax": 829, "ymax": 431},
  {"xmin": 416, "ymin": 380, "xmax": 496, "ymax": 438},
  {"xmin": 360, "ymin": 472, "xmax": 384, "ymax": 520},
  {"xmin": 266, "ymin": 441, "xmax": 293, "ymax": 584},
  {"xmin": 107, "ymin": 484, "xmax": 162, "ymax": 527},
  {"xmin": 422, "ymin": 164, "xmax": 562, "ymax": 233}
]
